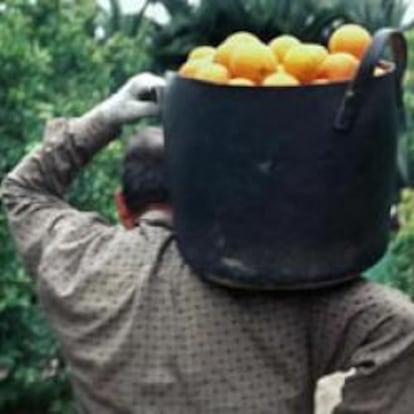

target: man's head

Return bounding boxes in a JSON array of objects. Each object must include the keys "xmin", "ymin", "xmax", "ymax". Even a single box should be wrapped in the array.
[{"xmin": 115, "ymin": 127, "xmax": 170, "ymax": 229}]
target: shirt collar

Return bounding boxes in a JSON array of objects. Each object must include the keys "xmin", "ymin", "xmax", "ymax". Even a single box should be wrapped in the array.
[{"xmin": 136, "ymin": 209, "xmax": 174, "ymax": 230}]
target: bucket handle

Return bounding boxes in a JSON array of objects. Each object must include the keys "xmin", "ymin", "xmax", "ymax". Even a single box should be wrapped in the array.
[{"xmin": 334, "ymin": 28, "xmax": 407, "ymax": 132}]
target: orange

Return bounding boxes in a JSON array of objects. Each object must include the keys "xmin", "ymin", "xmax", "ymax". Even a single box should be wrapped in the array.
[
  {"xmin": 229, "ymin": 41, "xmax": 278, "ymax": 83},
  {"xmin": 317, "ymin": 52, "xmax": 359, "ymax": 82},
  {"xmin": 262, "ymin": 72, "xmax": 300, "ymax": 86},
  {"xmin": 284, "ymin": 44, "xmax": 327, "ymax": 83},
  {"xmin": 311, "ymin": 78, "xmax": 330, "ymax": 85},
  {"xmin": 215, "ymin": 32, "xmax": 260, "ymax": 68},
  {"xmin": 224, "ymin": 31, "xmax": 260, "ymax": 44},
  {"xmin": 269, "ymin": 35, "xmax": 301, "ymax": 62},
  {"xmin": 308, "ymin": 44, "xmax": 329, "ymax": 64},
  {"xmin": 328, "ymin": 24, "xmax": 372, "ymax": 60},
  {"xmin": 193, "ymin": 62, "xmax": 230, "ymax": 84},
  {"xmin": 228, "ymin": 77, "xmax": 256, "ymax": 86},
  {"xmin": 179, "ymin": 58, "xmax": 211, "ymax": 78},
  {"xmin": 188, "ymin": 46, "xmax": 216, "ymax": 61}
]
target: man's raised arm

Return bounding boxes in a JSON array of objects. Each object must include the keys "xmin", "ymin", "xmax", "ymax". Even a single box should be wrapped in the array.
[{"xmin": 1, "ymin": 73, "xmax": 165, "ymax": 279}]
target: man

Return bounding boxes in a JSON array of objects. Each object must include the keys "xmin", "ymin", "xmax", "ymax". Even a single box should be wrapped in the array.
[
  {"xmin": 3, "ymin": 73, "xmax": 414, "ymax": 414},
  {"xmin": 115, "ymin": 126, "xmax": 171, "ymax": 230}
]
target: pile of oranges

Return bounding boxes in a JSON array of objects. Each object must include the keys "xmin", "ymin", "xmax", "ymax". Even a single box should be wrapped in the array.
[{"xmin": 178, "ymin": 24, "xmax": 385, "ymax": 86}]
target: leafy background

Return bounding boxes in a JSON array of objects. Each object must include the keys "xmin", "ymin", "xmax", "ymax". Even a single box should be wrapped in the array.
[{"xmin": 1, "ymin": 0, "xmax": 414, "ymax": 412}]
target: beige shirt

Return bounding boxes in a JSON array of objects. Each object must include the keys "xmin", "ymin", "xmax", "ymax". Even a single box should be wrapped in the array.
[{"xmin": 4, "ymin": 115, "xmax": 414, "ymax": 414}]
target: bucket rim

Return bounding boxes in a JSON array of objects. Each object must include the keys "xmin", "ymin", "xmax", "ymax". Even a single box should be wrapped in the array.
[{"xmin": 168, "ymin": 60, "xmax": 396, "ymax": 91}]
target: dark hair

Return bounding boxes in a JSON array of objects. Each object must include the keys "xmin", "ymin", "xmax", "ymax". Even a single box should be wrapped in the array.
[{"xmin": 122, "ymin": 127, "xmax": 169, "ymax": 213}]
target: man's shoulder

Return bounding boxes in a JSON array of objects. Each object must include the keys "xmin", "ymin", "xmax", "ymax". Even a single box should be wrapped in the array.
[{"xmin": 113, "ymin": 220, "xmax": 177, "ymax": 267}]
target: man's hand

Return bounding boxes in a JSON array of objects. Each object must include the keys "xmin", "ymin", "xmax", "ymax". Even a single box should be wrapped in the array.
[{"xmin": 93, "ymin": 73, "xmax": 166, "ymax": 127}]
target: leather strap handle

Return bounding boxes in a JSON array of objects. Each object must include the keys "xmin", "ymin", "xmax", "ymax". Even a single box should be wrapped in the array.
[{"xmin": 334, "ymin": 28, "xmax": 407, "ymax": 132}]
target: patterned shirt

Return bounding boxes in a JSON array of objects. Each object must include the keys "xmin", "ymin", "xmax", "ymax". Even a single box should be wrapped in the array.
[{"xmin": 3, "ymin": 114, "xmax": 414, "ymax": 414}]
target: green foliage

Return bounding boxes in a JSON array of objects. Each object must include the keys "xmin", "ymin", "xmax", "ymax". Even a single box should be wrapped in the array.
[
  {"xmin": 398, "ymin": 188, "xmax": 414, "ymax": 234},
  {"xmin": 98, "ymin": 0, "xmax": 152, "ymax": 38},
  {"xmin": 150, "ymin": 0, "xmax": 410, "ymax": 72},
  {"xmin": 0, "ymin": 6, "xmax": 50, "ymax": 175},
  {"xmin": 150, "ymin": 0, "xmax": 345, "ymax": 70},
  {"xmin": 397, "ymin": 30, "xmax": 414, "ymax": 186},
  {"xmin": 379, "ymin": 189, "xmax": 414, "ymax": 300},
  {"xmin": 0, "ymin": 1, "xmax": 153, "ymax": 412},
  {"xmin": 325, "ymin": 0, "xmax": 409, "ymax": 31}
]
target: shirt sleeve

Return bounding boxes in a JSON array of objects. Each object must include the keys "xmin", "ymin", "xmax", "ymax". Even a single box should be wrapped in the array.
[{"xmin": 1, "ymin": 113, "xmax": 120, "ymax": 281}]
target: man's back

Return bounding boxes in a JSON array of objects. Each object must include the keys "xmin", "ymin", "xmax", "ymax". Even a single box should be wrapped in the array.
[
  {"xmin": 34, "ymin": 211, "xmax": 414, "ymax": 414},
  {"xmin": 3, "ymin": 76, "xmax": 414, "ymax": 413},
  {"xmin": 37, "ymin": 211, "xmax": 312, "ymax": 413}
]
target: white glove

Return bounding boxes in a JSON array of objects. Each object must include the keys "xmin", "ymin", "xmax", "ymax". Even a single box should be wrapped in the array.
[{"xmin": 95, "ymin": 73, "xmax": 166, "ymax": 127}]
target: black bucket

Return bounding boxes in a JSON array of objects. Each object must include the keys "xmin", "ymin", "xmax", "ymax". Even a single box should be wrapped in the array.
[{"xmin": 162, "ymin": 28, "xmax": 407, "ymax": 290}]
